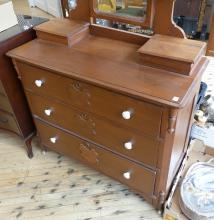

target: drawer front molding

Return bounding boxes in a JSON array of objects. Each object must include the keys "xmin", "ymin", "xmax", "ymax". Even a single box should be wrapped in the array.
[
  {"xmin": 27, "ymin": 92, "xmax": 160, "ymax": 168},
  {"xmin": 17, "ymin": 62, "xmax": 163, "ymax": 137},
  {"xmin": 35, "ymin": 119, "xmax": 156, "ymax": 197}
]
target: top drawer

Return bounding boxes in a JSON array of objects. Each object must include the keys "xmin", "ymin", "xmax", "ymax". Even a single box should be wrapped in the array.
[{"xmin": 17, "ymin": 62, "xmax": 163, "ymax": 137}]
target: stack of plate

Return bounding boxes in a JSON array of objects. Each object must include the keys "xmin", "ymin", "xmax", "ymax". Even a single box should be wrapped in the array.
[{"xmin": 180, "ymin": 159, "xmax": 214, "ymax": 220}]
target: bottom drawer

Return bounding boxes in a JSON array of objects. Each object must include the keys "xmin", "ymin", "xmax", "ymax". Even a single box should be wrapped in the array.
[
  {"xmin": 0, "ymin": 111, "xmax": 20, "ymax": 135},
  {"xmin": 35, "ymin": 119, "xmax": 156, "ymax": 197}
]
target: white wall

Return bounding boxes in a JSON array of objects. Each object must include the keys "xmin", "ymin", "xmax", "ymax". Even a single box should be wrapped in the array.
[
  {"xmin": 28, "ymin": 0, "xmax": 63, "ymax": 17},
  {"xmin": 28, "ymin": 0, "xmax": 35, "ymax": 7}
]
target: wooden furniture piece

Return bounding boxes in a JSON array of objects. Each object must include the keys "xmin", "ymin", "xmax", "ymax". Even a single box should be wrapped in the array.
[
  {"xmin": 8, "ymin": 0, "xmax": 208, "ymax": 209},
  {"xmin": 0, "ymin": 15, "xmax": 47, "ymax": 158},
  {"xmin": 207, "ymin": 15, "xmax": 214, "ymax": 56}
]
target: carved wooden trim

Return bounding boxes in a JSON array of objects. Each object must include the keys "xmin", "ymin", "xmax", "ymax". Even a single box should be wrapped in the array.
[
  {"xmin": 80, "ymin": 143, "xmax": 99, "ymax": 163},
  {"xmin": 158, "ymin": 191, "xmax": 166, "ymax": 210},
  {"xmin": 153, "ymin": 0, "xmax": 186, "ymax": 38},
  {"xmin": 61, "ymin": 0, "xmax": 186, "ymax": 38},
  {"xmin": 168, "ymin": 108, "xmax": 178, "ymax": 134}
]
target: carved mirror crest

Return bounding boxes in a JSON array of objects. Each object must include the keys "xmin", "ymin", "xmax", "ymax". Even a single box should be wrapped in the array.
[{"xmin": 61, "ymin": 0, "xmax": 184, "ymax": 38}]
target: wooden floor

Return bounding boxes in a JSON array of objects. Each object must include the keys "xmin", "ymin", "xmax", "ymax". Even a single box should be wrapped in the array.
[
  {"xmin": 0, "ymin": 131, "xmax": 162, "ymax": 220},
  {"xmin": 12, "ymin": 0, "xmax": 54, "ymax": 19}
]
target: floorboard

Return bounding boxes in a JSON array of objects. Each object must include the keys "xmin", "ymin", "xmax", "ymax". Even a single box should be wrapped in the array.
[{"xmin": 0, "ymin": 131, "xmax": 162, "ymax": 220}]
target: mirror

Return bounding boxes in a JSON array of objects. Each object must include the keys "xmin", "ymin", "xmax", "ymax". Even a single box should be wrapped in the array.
[
  {"xmin": 68, "ymin": 0, "xmax": 77, "ymax": 11},
  {"xmin": 95, "ymin": 0, "xmax": 148, "ymax": 20}
]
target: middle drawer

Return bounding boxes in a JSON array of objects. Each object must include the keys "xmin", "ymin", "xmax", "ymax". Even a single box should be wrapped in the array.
[
  {"xmin": 17, "ymin": 62, "xmax": 163, "ymax": 137},
  {"xmin": 27, "ymin": 92, "xmax": 160, "ymax": 168}
]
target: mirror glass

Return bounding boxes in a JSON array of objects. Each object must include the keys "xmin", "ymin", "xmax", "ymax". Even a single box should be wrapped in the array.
[
  {"xmin": 96, "ymin": 18, "xmax": 153, "ymax": 36},
  {"xmin": 68, "ymin": 0, "xmax": 77, "ymax": 10},
  {"xmin": 95, "ymin": 0, "xmax": 147, "ymax": 19}
]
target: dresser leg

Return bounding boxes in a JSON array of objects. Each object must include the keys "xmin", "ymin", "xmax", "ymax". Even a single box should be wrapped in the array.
[{"xmin": 24, "ymin": 133, "xmax": 35, "ymax": 159}]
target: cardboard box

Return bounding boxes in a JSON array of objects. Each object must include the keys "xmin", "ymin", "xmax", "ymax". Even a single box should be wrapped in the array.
[
  {"xmin": 191, "ymin": 123, "xmax": 214, "ymax": 156},
  {"xmin": 163, "ymin": 139, "xmax": 213, "ymax": 220},
  {"xmin": 0, "ymin": 1, "xmax": 18, "ymax": 33}
]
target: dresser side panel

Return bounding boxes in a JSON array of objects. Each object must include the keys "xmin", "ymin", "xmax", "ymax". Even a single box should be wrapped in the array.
[
  {"xmin": 0, "ymin": 31, "xmax": 36, "ymax": 138},
  {"xmin": 166, "ymin": 96, "xmax": 196, "ymax": 192}
]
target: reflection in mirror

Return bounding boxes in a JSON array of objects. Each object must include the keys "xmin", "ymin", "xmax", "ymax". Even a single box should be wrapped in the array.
[
  {"xmin": 68, "ymin": 0, "xmax": 77, "ymax": 11},
  {"xmin": 96, "ymin": 0, "xmax": 147, "ymax": 19},
  {"xmin": 96, "ymin": 18, "xmax": 153, "ymax": 36}
]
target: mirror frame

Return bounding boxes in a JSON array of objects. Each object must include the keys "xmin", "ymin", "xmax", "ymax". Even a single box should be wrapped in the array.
[
  {"xmin": 61, "ymin": 0, "xmax": 185, "ymax": 39},
  {"xmin": 90, "ymin": 0, "xmax": 155, "ymax": 28}
]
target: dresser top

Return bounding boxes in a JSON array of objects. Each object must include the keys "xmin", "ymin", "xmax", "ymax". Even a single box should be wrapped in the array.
[{"xmin": 7, "ymin": 36, "xmax": 208, "ymax": 108}]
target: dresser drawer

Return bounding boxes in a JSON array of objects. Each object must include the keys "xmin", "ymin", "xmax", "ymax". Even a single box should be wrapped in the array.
[
  {"xmin": 0, "ymin": 111, "xmax": 20, "ymax": 134},
  {"xmin": 0, "ymin": 94, "xmax": 13, "ymax": 113},
  {"xmin": 27, "ymin": 93, "xmax": 160, "ymax": 167},
  {"xmin": 35, "ymin": 119, "xmax": 156, "ymax": 197},
  {"xmin": 17, "ymin": 62, "xmax": 162, "ymax": 137}
]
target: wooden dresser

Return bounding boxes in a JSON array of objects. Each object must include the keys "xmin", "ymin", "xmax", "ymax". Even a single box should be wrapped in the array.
[
  {"xmin": 0, "ymin": 15, "xmax": 47, "ymax": 158},
  {"xmin": 7, "ymin": 0, "xmax": 209, "ymax": 209},
  {"xmin": 207, "ymin": 15, "xmax": 214, "ymax": 56}
]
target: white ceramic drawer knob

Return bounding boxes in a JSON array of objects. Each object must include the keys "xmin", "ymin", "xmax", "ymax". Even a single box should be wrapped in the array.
[
  {"xmin": 50, "ymin": 137, "xmax": 57, "ymax": 144},
  {"xmin": 122, "ymin": 110, "xmax": 132, "ymax": 120},
  {"xmin": 44, "ymin": 109, "xmax": 53, "ymax": 116},
  {"xmin": 124, "ymin": 141, "xmax": 133, "ymax": 150},
  {"xmin": 35, "ymin": 79, "xmax": 44, "ymax": 87},
  {"xmin": 123, "ymin": 171, "xmax": 131, "ymax": 180}
]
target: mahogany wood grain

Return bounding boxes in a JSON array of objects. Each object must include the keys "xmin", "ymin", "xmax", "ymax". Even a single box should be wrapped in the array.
[
  {"xmin": 7, "ymin": 8, "xmax": 208, "ymax": 209},
  {"xmin": 34, "ymin": 19, "xmax": 89, "ymax": 37},
  {"xmin": 35, "ymin": 19, "xmax": 90, "ymax": 47},
  {"xmin": 68, "ymin": 0, "xmax": 91, "ymax": 22},
  {"xmin": 8, "ymin": 39, "xmax": 207, "ymax": 108},
  {"xmin": 138, "ymin": 34, "xmax": 206, "ymax": 75},
  {"xmin": 17, "ymin": 62, "xmax": 163, "ymax": 137},
  {"xmin": 0, "ymin": 28, "xmax": 36, "ymax": 158},
  {"xmin": 36, "ymin": 31, "xmax": 69, "ymax": 45},
  {"xmin": 139, "ymin": 34, "xmax": 206, "ymax": 63},
  {"xmin": 153, "ymin": 0, "xmax": 185, "ymax": 38},
  {"xmin": 90, "ymin": 24, "xmax": 149, "ymax": 45},
  {"xmin": 27, "ymin": 92, "xmax": 160, "ymax": 168},
  {"xmin": 61, "ymin": 0, "xmax": 185, "ymax": 39},
  {"xmin": 153, "ymin": 81, "xmax": 200, "ymax": 209},
  {"xmin": 35, "ymin": 118, "xmax": 157, "ymax": 198}
]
